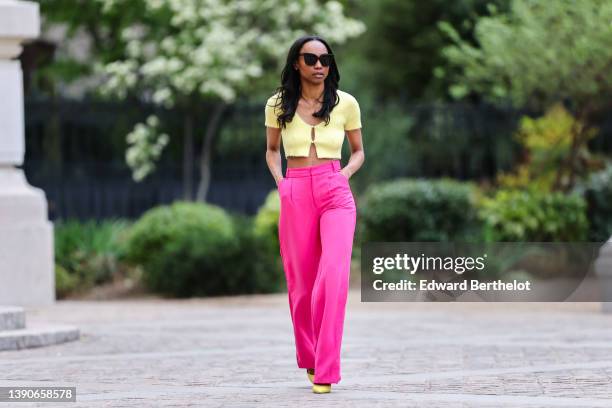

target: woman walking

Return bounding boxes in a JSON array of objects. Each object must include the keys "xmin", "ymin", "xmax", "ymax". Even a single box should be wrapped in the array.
[{"xmin": 264, "ymin": 35, "xmax": 364, "ymax": 394}]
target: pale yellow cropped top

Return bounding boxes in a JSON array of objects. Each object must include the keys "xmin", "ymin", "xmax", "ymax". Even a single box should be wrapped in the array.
[{"xmin": 264, "ymin": 89, "xmax": 362, "ymax": 159}]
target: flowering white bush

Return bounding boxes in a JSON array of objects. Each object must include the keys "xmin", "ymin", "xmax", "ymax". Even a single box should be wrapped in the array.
[
  {"xmin": 125, "ymin": 115, "xmax": 170, "ymax": 181},
  {"xmin": 93, "ymin": 0, "xmax": 365, "ymax": 183}
]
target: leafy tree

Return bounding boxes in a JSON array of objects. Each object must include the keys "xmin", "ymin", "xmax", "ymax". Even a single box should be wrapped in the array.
[
  {"xmin": 496, "ymin": 104, "xmax": 600, "ymax": 192},
  {"xmin": 439, "ymin": 0, "xmax": 612, "ymax": 190},
  {"xmin": 93, "ymin": 0, "xmax": 365, "ymax": 201},
  {"xmin": 350, "ymin": 0, "xmax": 509, "ymax": 102},
  {"xmin": 33, "ymin": 0, "xmax": 144, "ymax": 89}
]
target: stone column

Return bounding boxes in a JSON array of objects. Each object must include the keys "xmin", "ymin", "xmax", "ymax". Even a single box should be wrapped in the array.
[{"xmin": 0, "ymin": 0, "xmax": 55, "ymax": 306}]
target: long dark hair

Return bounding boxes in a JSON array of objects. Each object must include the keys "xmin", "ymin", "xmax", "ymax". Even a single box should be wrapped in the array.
[{"xmin": 270, "ymin": 35, "xmax": 340, "ymax": 129}]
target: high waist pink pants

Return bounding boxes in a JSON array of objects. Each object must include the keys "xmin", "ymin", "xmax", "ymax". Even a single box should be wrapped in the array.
[{"xmin": 277, "ymin": 159, "xmax": 356, "ymax": 384}]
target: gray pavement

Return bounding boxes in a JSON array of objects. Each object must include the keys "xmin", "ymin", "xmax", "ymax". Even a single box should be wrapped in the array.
[{"xmin": 1, "ymin": 288, "xmax": 612, "ymax": 407}]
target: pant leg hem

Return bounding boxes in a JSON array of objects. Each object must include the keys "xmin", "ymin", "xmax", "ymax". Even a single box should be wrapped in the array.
[{"xmin": 313, "ymin": 375, "xmax": 341, "ymax": 384}]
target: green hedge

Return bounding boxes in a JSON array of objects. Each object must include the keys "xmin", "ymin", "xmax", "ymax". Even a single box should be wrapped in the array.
[
  {"xmin": 253, "ymin": 189, "xmax": 282, "ymax": 250},
  {"xmin": 358, "ymin": 178, "xmax": 482, "ymax": 242},
  {"xmin": 478, "ymin": 189, "xmax": 589, "ymax": 241},
  {"xmin": 229, "ymin": 210, "xmax": 285, "ymax": 294},
  {"xmin": 574, "ymin": 163, "xmax": 612, "ymax": 241},
  {"xmin": 123, "ymin": 201, "xmax": 238, "ymax": 297},
  {"xmin": 122, "ymin": 200, "xmax": 284, "ymax": 297},
  {"xmin": 251, "ymin": 189, "xmax": 287, "ymax": 290}
]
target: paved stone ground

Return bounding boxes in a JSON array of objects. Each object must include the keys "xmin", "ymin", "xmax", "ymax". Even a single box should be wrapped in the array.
[{"xmin": 1, "ymin": 289, "xmax": 612, "ymax": 407}]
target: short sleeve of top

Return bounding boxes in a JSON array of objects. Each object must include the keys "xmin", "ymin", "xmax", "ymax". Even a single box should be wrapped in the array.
[
  {"xmin": 264, "ymin": 94, "xmax": 281, "ymax": 128},
  {"xmin": 344, "ymin": 95, "xmax": 362, "ymax": 131}
]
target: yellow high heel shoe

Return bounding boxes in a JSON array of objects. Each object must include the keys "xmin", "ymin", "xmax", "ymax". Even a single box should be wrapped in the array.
[
  {"xmin": 312, "ymin": 382, "xmax": 332, "ymax": 394},
  {"xmin": 306, "ymin": 368, "xmax": 315, "ymax": 384}
]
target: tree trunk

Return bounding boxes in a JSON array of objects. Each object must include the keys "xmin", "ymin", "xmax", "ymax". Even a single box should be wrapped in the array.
[
  {"xmin": 196, "ymin": 102, "xmax": 227, "ymax": 202},
  {"xmin": 183, "ymin": 111, "xmax": 194, "ymax": 201}
]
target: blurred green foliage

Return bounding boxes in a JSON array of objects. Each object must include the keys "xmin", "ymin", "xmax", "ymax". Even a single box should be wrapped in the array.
[
  {"xmin": 54, "ymin": 218, "xmax": 132, "ymax": 297},
  {"xmin": 573, "ymin": 162, "xmax": 612, "ymax": 242},
  {"xmin": 122, "ymin": 201, "xmax": 237, "ymax": 297},
  {"xmin": 358, "ymin": 178, "xmax": 483, "ymax": 242},
  {"xmin": 440, "ymin": 0, "xmax": 612, "ymax": 112},
  {"xmin": 478, "ymin": 189, "xmax": 589, "ymax": 242},
  {"xmin": 347, "ymin": 0, "xmax": 510, "ymax": 101},
  {"xmin": 33, "ymin": 0, "xmax": 145, "ymax": 90},
  {"xmin": 441, "ymin": 0, "xmax": 612, "ymax": 191},
  {"xmin": 39, "ymin": 0, "xmax": 612, "ymax": 290},
  {"xmin": 497, "ymin": 104, "xmax": 600, "ymax": 192},
  {"xmin": 121, "ymin": 200, "xmax": 283, "ymax": 297}
]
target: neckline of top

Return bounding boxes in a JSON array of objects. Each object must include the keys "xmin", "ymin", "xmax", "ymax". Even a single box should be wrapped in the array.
[{"xmin": 294, "ymin": 110, "xmax": 325, "ymax": 127}]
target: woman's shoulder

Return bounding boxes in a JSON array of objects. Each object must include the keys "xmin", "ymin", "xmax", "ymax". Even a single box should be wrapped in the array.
[
  {"xmin": 336, "ymin": 89, "xmax": 359, "ymax": 106},
  {"xmin": 266, "ymin": 90, "xmax": 282, "ymax": 105},
  {"xmin": 265, "ymin": 91, "xmax": 283, "ymax": 121},
  {"xmin": 336, "ymin": 90, "xmax": 360, "ymax": 115}
]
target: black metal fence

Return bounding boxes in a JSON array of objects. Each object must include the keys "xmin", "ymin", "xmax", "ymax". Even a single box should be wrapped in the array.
[{"xmin": 22, "ymin": 95, "xmax": 612, "ymax": 221}]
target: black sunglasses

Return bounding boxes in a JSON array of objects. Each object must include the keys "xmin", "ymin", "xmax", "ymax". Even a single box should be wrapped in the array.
[{"xmin": 299, "ymin": 52, "xmax": 334, "ymax": 67}]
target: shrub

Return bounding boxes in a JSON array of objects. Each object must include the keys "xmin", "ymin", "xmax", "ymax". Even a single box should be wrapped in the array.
[
  {"xmin": 359, "ymin": 178, "xmax": 483, "ymax": 242},
  {"xmin": 478, "ymin": 189, "xmax": 589, "ymax": 242},
  {"xmin": 55, "ymin": 264, "xmax": 78, "ymax": 299},
  {"xmin": 496, "ymin": 104, "xmax": 598, "ymax": 192},
  {"xmin": 54, "ymin": 218, "xmax": 132, "ymax": 295},
  {"xmin": 226, "ymin": 211, "xmax": 285, "ymax": 294},
  {"xmin": 574, "ymin": 162, "xmax": 612, "ymax": 241},
  {"xmin": 123, "ymin": 201, "xmax": 241, "ymax": 297},
  {"xmin": 252, "ymin": 190, "xmax": 286, "ymax": 289},
  {"xmin": 253, "ymin": 189, "xmax": 281, "ymax": 251}
]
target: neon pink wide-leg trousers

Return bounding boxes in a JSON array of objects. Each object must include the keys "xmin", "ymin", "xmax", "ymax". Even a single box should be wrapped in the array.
[{"xmin": 277, "ymin": 159, "xmax": 357, "ymax": 384}]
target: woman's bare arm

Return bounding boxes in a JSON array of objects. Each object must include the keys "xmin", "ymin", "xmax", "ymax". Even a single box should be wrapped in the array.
[
  {"xmin": 265, "ymin": 126, "xmax": 284, "ymax": 187},
  {"xmin": 341, "ymin": 128, "xmax": 365, "ymax": 179}
]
